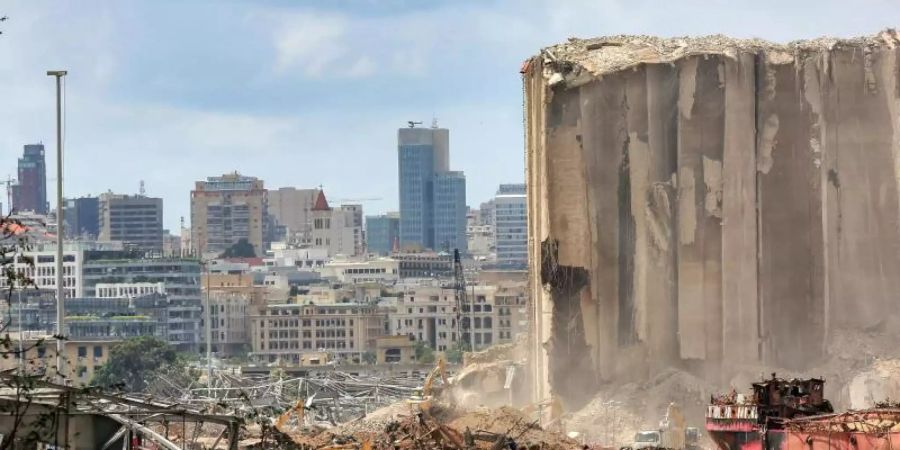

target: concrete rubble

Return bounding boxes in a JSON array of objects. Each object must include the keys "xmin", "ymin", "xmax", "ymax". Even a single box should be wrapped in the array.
[{"xmin": 524, "ymin": 29, "xmax": 900, "ymax": 411}]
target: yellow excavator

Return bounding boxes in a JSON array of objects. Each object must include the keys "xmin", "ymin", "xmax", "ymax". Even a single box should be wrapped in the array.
[
  {"xmin": 275, "ymin": 398, "xmax": 307, "ymax": 434},
  {"xmin": 409, "ymin": 357, "xmax": 450, "ymax": 412}
]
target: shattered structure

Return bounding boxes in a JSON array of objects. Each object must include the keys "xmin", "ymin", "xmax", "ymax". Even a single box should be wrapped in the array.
[{"xmin": 524, "ymin": 30, "xmax": 900, "ymax": 409}]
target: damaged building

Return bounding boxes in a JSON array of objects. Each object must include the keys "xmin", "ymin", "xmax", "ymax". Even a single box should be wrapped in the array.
[{"xmin": 523, "ymin": 30, "xmax": 900, "ymax": 410}]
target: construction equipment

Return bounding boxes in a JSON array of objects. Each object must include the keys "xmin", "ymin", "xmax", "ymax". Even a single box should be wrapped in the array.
[
  {"xmin": 452, "ymin": 249, "xmax": 471, "ymax": 349},
  {"xmin": 275, "ymin": 399, "xmax": 306, "ymax": 433},
  {"xmin": 409, "ymin": 358, "xmax": 451, "ymax": 413},
  {"xmin": 422, "ymin": 357, "xmax": 449, "ymax": 397},
  {"xmin": 629, "ymin": 403, "xmax": 692, "ymax": 450}
]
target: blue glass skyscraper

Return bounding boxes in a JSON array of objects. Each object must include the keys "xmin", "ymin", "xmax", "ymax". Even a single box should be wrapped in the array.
[
  {"xmin": 365, "ymin": 212, "xmax": 400, "ymax": 255},
  {"xmin": 433, "ymin": 171, "xmax": 467, "ymax": 253},
  {"xmin": 398, "ymin": 124, "xmax": 466, "ymax": 253}
]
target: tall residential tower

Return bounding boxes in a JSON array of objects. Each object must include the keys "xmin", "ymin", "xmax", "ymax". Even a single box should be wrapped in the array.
[{"xmin": 190, "ymin": 172, "xmax": 266, "ymax": 257}]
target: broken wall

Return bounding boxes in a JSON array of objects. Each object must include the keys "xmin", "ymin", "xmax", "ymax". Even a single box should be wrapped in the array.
[{"xmin": 525, "ymin": 31, "xmax": 900, "ymax": 409}]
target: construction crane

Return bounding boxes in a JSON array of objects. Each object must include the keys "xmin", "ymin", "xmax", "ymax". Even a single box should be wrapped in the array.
[
  {"xmin": 407, "ymin": 121, "xmax": 423, "ymax": 128},
  {"xmin": 452, "ymin": 249, "xmax": 472, "ymax": 350}
]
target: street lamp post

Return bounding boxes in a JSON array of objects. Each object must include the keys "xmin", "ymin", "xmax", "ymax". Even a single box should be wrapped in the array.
[{"xmin": 46, "ymin": 70, "xmax": 67, "ymax": 380}]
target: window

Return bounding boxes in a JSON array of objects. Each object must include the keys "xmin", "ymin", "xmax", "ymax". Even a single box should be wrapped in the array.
[
  {"xmin": 93, "ymin": 346, "xmax": 103, "ymax": 358},
  {"xmin": 77, "ymin": 346, "xmax": 87, "ymax": 358}
]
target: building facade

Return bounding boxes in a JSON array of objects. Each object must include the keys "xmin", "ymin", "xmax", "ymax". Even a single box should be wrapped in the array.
[
  {"xmin": 320, "ymin": 258, "xmax": 400, "ymax": 284},
  {"xmin": 98, "ymin": 193, "xmax": 164, "ymax": 253},
  {"xmin": 494, "ymin": 184, "xmax": 527, "ymax": 267},
  {"xmin": 365, "ymin": 212, "xmax": 399, "ymax": 255},
  {"xmin": 12, "ymin": 144, "xmax": 48, "ymax": 214},
  {"xmin": 207, "ymin": 291, "xmax": 250, "ymax": 356},
  {"xmin": 433, "ymin": 171, "xmax": 467, "ymax": 253},
  {"xmin": 388, "ymin": 282, "xmax": 529, "ymax": 352},
  {"xmin": 249, "ymin": 302, "xmax": 387, "ymax": 364},
  {"xmin": 264, "ymin": 246, "xmax": 328, "ymax": 270},
  {"xmin": 63, "ymin": 196, "xmax": 100, "ymax": 239},
  {"xmin": 398, "ymin": 125, "xmax": 449, "ymax": 251},
  {"xmin": 95, "ymin": 282, "xmax": 166, "ymax": 299},
  {"xmin": 397, "ymin": 124, "xmax": 468, "ymax": 253},
  {"xmin": 0, "ymin": 243, "xmax": 85, "ymax": 299},
  {"xmin": 82, "ymin": 254, "xmax": 202, "ymax": 350},
  {"xmin": 67, "ymin": 295, "xmax": 194, "ymax": 353},
  {"xmin": 394, "ymin": 252, "xmax": 453, "ymax": 279},
  {"xmin": 309, "ymin": 191, "xmax": 364, "ymax": 257},
  {"xmin": 190, "ymin": 172, "xmax": 266, "ymax": 257},
  {"xmin": 389, "ymin": 285, "xmax": 459, "ymax": 352},
  {"xmin": 267, "ymin": 187, "xmax": 319, "ymax": 243},
  {"xmin": 1, "ymin": 334, "xmax": 117, "ymax": 386}
]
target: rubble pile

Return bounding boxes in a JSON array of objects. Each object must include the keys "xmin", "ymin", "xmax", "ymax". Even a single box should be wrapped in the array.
[
  {"xmin": 450, "ymin": 406, "xmax": 579, "ymax": 449},
  {"xmin": 282, "ymin": 402, "xmax": 580, "ymax": 449},
  {"xmin": 566, "ymin": 369, "xmax": 711, "ymax": 446}
]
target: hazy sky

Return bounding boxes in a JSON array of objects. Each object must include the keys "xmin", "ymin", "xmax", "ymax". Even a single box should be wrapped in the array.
[{"xmin": 2, "ymin": 0, "xmax": 900, "ymax": 232}]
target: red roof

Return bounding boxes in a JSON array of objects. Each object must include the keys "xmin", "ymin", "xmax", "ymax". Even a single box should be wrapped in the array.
[{"xmin": 312, "ymin": 189, "xmax": 330, "ymax": 211}]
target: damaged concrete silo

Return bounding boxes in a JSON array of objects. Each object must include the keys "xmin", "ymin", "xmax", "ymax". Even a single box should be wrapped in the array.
[{"xmin": 523, "ymin": 31, "xmax": 900, "ymax": 410}]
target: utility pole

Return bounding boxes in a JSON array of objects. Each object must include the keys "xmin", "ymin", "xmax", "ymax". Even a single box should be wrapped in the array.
[
  {"xmin": 204, "ymin": 260, "xmax": 213, "ymax": 397},
  {"xmin": 47, "ymin": 70, "xmax": 67, "ymax": 380}
]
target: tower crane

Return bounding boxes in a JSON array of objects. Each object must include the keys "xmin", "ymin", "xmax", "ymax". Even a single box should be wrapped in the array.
[{"xmin": 452, "ymin": 249, "xmax": 472, "ymax": 350}]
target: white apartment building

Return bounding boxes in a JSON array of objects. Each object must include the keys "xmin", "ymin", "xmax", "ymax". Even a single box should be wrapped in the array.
[
  {"xmin": 264, "ymin": 246, "xmax": 328, "ymax": 269},
  {"xmin": 320, "ymin": 258, "xmax": 399, "ymax": 284},
  {"xmin": 493, "ymin": 184, "xmax": 527, "ymax": 267},
  {"xmin": 0, "ymin": 244, "xmax": 84, "ymax": 299},
  {"xmin": 95, "ymin": 282, "xmax": 166, "ymax": 299},
  {"xmin": 389, "ymin": 284, "xmax": 460, "ymax": 352}
]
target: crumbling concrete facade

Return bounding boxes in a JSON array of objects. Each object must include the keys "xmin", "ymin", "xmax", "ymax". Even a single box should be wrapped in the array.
[{"xmin": 524, "ymin": 31, "xmax": 900, "ymax": 410}]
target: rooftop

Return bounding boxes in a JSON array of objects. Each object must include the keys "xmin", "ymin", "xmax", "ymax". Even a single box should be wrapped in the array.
[{"xmin": 536, "ymin": 29, "xmax": 900, "ymax": 76}]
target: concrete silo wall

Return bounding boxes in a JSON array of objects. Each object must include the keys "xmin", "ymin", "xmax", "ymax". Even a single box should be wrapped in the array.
[{"xmin": 524, "ymin": 32, "xmax": 900, "ymax": 410}]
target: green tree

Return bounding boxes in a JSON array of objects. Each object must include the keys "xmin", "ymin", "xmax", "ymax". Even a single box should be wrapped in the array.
[
  {"xmin": 221, "ymin": 238, "xmax": 256, "ymax": 258},
  {"xmin": 92, "ymin": 336, "xmax": 188, "ymax": 392},
  {"xmin": 414, "ymin": 340, "xmax": 435, "ymax": 364},
  {"xmin": 444, "ymin": 341, "xmax": 471, "ymax": 364},
  {"xmin": 362, "ymin": 351, "xmax": 377, "ymax": 364}
]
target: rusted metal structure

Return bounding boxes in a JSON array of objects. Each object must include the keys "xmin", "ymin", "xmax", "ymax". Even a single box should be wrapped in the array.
[{"xmin": 707, "ymin": 376, "xmax": 900, "ymax": 450}]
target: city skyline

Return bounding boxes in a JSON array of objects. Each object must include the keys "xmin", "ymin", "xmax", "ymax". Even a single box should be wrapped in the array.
[{"xmin": 4, "ymin": 1, "xmax": 899, "ymax": 231}]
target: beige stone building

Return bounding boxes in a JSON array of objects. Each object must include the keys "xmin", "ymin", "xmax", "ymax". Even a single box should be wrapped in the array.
[
  {"xmin": 1, "ymin": 333, "xmax": 118, "ymax": 386},
  {"xmin": 190, "ymin": 172, "xmax": 266, "ymax": 257},
  {"xmin": 388, "ymin": 282, "xmax": 529, "ymax": 353},
  {"xmin": 309, "ymin": 190, "xmax": 364, "ymax": 257},
  {"xmin": 375, "ymin": 335, "xmax": 416, "ymax": 364},
  {"xmin": 267, "ymin": 187, "xmax": 320, "ymax": 242},
  {"xmin": 249, "ymin": 302, "xmax": 386, "ymax": 365},
  {"xmin": 320, "ymin": 258, "xmax": 400, "ymax": 284}
]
